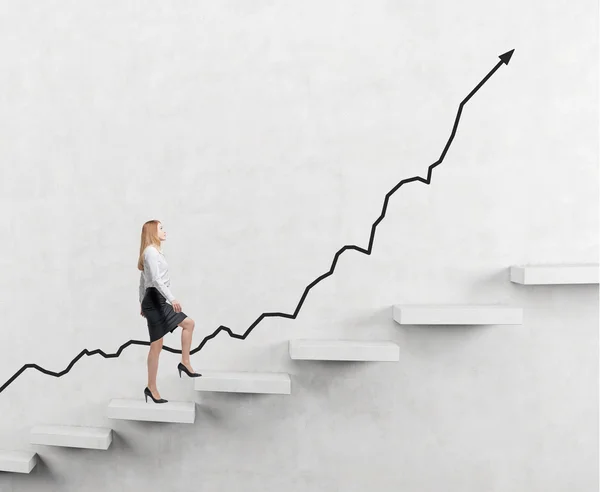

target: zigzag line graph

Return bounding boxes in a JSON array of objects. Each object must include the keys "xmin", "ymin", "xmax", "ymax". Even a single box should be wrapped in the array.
[{"xmin": 0, "ymin": 49, "xmax": 515, "ymax": 395}]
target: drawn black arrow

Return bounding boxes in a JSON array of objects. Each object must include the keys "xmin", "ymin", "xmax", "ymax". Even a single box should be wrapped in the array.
[{"xmin": 0, "ymin": 49, "xmax": 515, "ymax": 395}]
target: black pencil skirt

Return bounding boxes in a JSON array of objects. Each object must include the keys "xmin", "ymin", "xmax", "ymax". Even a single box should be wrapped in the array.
[{"xmin": 141, "ymin": 287, "xmax": 188, "ymax": 342}]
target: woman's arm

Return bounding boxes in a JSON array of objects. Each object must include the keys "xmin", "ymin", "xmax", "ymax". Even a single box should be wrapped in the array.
[{"xmin": 139, "ymin": 271, "xmax": 146, "ymax": 304}]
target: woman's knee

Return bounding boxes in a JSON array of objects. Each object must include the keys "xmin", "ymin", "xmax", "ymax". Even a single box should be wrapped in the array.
[
  {"xmin": 177, "ymin": 316, "xmax": 194, "ymax": 331},
  {"xmin": 150, "ymin": 338, "xmax": 163, "ymax": 351}
]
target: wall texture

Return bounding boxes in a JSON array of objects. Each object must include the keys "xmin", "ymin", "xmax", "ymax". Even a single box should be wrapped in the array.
[{"xmin": 0, "ymin": 1, "xmax": 597, "ymax": 491}]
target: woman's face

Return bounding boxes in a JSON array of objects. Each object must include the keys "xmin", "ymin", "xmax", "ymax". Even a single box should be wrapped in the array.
[{"xmin": 157, "ymin": 222, "xmax": 167, "ymax": 241}]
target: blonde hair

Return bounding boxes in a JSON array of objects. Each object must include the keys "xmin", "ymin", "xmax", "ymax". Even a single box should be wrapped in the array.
[{"xmin": 137, "ymin": 220, "xmax": 162, "ymax": 271}]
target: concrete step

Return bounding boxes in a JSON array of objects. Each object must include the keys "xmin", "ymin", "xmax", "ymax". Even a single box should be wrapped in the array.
[
  {"xmin": 0, "ymin": 450, "xmax": 37, "ymax": 474},
  {"xmin": 107, "ymin": 399, "xmax": 195, "ymax": 423},
  {"xmin": 289, "ymin": 339, "xmax": 399, "ymax": 361},
  {"xmin": 510, "ymin": 263, "xmax": 599, "ymax": 285},
  {"xmin": 393, "ymin": 304, "xmax": 523, "ymax": 325},
  {"xmin": 30, "ymin": 425, "xmax": 112, "ymax": 450},
  {"xmin": 194, "ymin": 372, "xmax": 291, "ymax": 394}
]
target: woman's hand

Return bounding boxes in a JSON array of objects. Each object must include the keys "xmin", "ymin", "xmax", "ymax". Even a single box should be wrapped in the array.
[
  {"xmin": 172, "ymin": 299, "xmax": 182, "ymax": 313},
  {"xmin": 140, "ymin": 304, "xmax": 145, "ymax": 317}
]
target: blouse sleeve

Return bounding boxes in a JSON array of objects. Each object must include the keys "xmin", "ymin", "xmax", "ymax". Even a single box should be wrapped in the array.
[
  {"xmin": 143, "ymin": 247, "xmax": 176, "ymax": 302},
  {"xmin": 139, "ymin": 271, "xmax": 145, "ymax": 303}
]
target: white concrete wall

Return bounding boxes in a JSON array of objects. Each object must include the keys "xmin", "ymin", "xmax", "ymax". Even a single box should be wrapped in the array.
[{"xmin": 0, "ymin": 1, "xmax": 597, "ymax": 490}]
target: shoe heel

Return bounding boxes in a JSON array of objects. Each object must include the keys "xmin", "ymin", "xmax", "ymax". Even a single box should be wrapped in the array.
[
  {"xmin": 178, "ymin": 367, "xmax": 182, "ymax": 378},
  {"xmin": 145, "ymin": 393, "xmax": 148, "ymax": 403}
]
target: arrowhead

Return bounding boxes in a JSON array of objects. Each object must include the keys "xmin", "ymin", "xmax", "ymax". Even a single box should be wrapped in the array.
[{"xmin": 499, "ymin": 49, "xmax": 515, "ymax": 65}]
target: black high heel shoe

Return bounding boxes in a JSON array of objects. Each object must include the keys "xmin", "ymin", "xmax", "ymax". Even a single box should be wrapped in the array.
[
  {"xmin": 177, "ymin": 362, "xmax": 202, "ymax": 378},
  {"xmin": 144, "ymin": 386, "xmax": 168, "ymax": 403}
]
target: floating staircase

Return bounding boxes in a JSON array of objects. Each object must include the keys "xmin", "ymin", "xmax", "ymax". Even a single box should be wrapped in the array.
[
  {"xmin": 107, "ymin": 399, "xmax": 195, "ymax": 424},
  {"xmin": 289, "ymin": 339, "xmax": 400, "ymax": 361},
  {"xmin": 30, "ymin": 425, "xmax": 112, "ymax": 450},
  {"xmin": 393, "ymin": 304, "xmax": 523, "ymax": 325},
  {"xmin": 194, "ymin": 371, "xmax": 291, "ymax": 394},
  {"xmin": 510, "ymin": 263, "xmax": 599, "ymax": 285},
  {"xmin": 3, "ymin": 262, "xmax": 596, "ymax": 474},
  {"xmin": 0, "ymin": 450, "xmax": 37, "ymax": 474}
]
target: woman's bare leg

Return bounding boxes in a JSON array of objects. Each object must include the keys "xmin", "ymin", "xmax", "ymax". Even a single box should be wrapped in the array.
[
  {"xmin": 147, "ymin": 337, "xmax": 164, "ymax": 398},
  {"xmin": 179, "ymin": 317, "xmax": 196, "ymax": 372}
]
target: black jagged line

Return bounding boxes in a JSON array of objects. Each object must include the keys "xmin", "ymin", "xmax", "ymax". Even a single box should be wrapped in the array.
[{"xmin": 0, "ymin": 50, "xmax": 514, "ymax": 395}]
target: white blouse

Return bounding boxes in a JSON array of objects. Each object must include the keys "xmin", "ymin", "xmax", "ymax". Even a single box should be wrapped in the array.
[{"xmin": 139, "ymin": 245, "xmax": 176, "ymax": 303}]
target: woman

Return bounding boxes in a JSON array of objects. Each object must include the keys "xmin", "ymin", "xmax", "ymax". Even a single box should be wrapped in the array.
[{"xmin": 138, "ymin": 219, "xmax": 201, "ymax": 404}]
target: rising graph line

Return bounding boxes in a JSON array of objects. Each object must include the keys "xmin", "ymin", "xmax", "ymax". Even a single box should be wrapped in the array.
[{"xmin": 0, "ymin": 49, "xmax": 515, "ymax": 395}]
